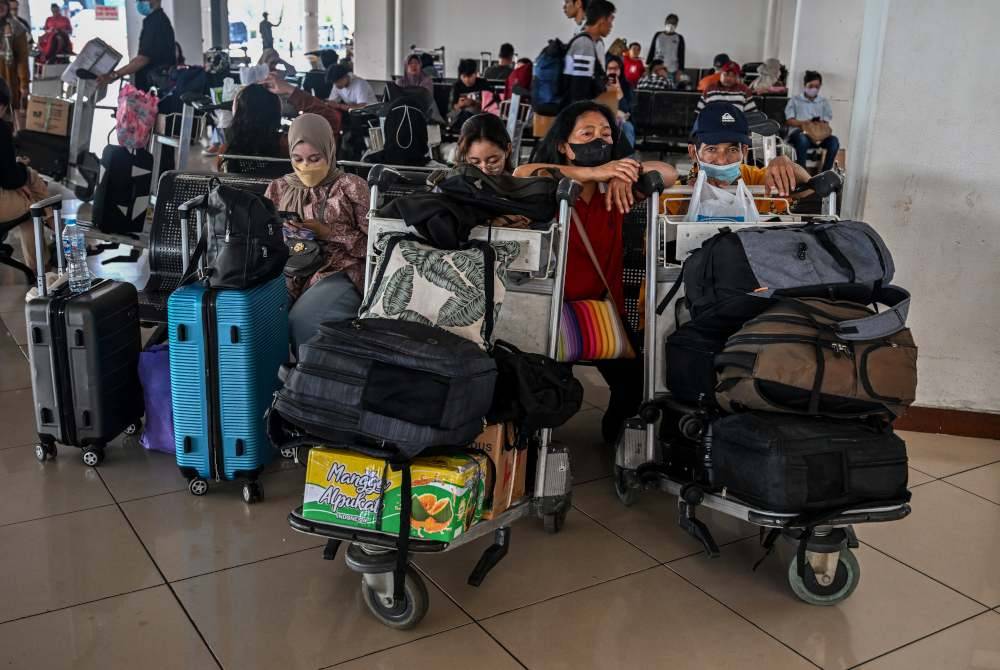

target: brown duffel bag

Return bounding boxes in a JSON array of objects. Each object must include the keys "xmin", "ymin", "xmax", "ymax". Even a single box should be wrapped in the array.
[{"xmin": 715, "ymin": 298, "xmax": 917, "ymax": 420}]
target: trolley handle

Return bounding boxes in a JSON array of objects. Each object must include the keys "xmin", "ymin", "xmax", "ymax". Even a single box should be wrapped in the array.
[
  {"xmin": 635, "ymin": 171, "xmax": 665, "ymax": 198},
  {"xmin": 556, "ymin": 178, "xmax": 583, "ymax": 205}
]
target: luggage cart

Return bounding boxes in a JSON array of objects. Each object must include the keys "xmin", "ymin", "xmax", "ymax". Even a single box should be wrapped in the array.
[
  {"xmin": 500, "ymin": 91, "xmax": 533, "ymax": 168},
  {"xmin": 281, "ymin": 167, "xmax": 581, "ymax": 629},
  {"xmin": 613, "ymin": 175, "xmax": 911, "ymax": 606}
]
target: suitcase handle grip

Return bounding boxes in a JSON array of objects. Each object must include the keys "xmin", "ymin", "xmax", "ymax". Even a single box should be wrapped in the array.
[{"xmin": 29, "ymin": 195, "xmax": 66, "ymax": 297}]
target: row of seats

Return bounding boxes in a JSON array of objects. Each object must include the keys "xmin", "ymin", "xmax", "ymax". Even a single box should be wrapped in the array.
[{"xmin": 630, "ymin": 91, "xmax": 790, "ymax": 145}]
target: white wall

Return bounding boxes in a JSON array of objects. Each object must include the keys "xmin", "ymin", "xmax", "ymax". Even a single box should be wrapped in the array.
[
  {"xmin": 858, "ymin": 0, "xmax": 1000, "ymax": 412},
  {"xmin": 399, "ymin": 0, "xmax": 771, "ymax": 78},
  {"xmin": 788, "ymin": 0, "xmax": 863, "ymax": 147},
  {"xmin": 354, "ymin": 0, "xmax": 394, "ymax": 80}
]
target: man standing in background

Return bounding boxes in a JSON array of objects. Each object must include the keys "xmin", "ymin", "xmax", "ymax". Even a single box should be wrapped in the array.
[
  {"xmin": 562, "ymin": 0, "xmax": 588, "ymax": 28},
  {"xmin": 259, "ymin": 10, "xmax": 281, "ymax": 51},
  {"xmin": 646, "ymin": 13, "xmax": 685, "ymax": 74}
]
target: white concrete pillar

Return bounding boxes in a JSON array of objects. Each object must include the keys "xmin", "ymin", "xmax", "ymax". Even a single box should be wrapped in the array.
[
  {"xmin": 354, "ymin": 0, "xmax": 393, "ymax": 80},
  {"xmin": 304, "ymin": 0, "xmax": 319, "ymax": 54},
  {"xmin": 163, "ymin": 0, "xmax": 204, "ymax": 65}
]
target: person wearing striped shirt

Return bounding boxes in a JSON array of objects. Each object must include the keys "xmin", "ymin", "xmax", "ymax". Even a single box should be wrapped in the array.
[
  {"xmin": 695, "ymin": 61, "xmax": 757, "ymax": 116},
  {"xmin": 563, "ymin": 0, "xmax": 615, "ymax": 105}
]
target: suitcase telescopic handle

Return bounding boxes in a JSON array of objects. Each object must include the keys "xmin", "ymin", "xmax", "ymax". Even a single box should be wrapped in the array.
[
  {"xmin": 178, "ymin": 194, "xmax": 209, "ymax": 272},
  {"xmin": 29, "ymin": 195, "xmax": 65, "ymax": 298}
]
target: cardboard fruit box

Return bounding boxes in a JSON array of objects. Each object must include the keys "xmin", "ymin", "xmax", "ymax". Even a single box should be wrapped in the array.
[
  {"xmin": 303, "ymin": 447, "xmax": 488, "ymax": 543},
  {"xmin": 25, "ymin": 96, "xmax": 72, "ymax": 137},
  {"xmin": 472, "ymin": 423, "xmax": 527, "ymax": 520}
]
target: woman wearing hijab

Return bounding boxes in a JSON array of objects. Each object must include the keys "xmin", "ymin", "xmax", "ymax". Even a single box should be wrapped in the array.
[
  {"xmin": 396, "ymin": 54, "xmax": 433, "ymax": 93},
  {"xmin": 0, "ymin": 0, "xmax": 29, "ymax": 119},
  {"xmin": 264, "ymin": 114, "xmax": 370, "ymax": 351}
]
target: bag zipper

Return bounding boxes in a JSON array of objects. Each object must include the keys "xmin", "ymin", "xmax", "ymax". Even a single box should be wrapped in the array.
[
  {"xmin": 50, "ymin": 293, "xmax": 77, "ymax": 445},
  {"xmin": 203, "ymin": 289, "xmax": 221, "ymax": 480},
  {"xmin": 727, "ymin": 334, "xmax": 855, "ymax": 357},
  {"xmin": 294, "ymin": 362, "xmax": 366, "ymax": 384}
]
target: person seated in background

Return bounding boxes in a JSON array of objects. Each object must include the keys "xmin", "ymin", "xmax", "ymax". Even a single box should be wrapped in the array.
[
  {"xmin": 0, "ymin": 78, "xmax": 49, "ymax": 273},
  {"xmin": 396, "ymin": 54, "xmax": 433, "ymax": 93},
  {"xmin": 784, "ymin": 70, "xmax": 839, "ymax": 172},
  {"xmin": 456, "ymin": 113, "xmax": 514, "ymax": 176},
  {"xmin": 262, "ymin": 73, "xmax": 344, "ymax": 136},
  {"xmin": 217, "ymin": 84, "xmax": 284, "ymax": 163},
  {"xmin": 363, "ymin": 99, "xmax": 444, "ymax": 167},
  {"xmin": 695, "ymin": 61, "xmax": 757, "ymax": 116},
  {"xmin": 646, "ymin": 13, "xmax": 685, "ymax": 74},
  {"xmin": 264, "ymin": 113, "xmax": 370, "ymax": 353},
  {"xmin": 484, "ymin": 43, "xmax": 515, "ymax": 81},
  {"xmin": 504, "ymin": 57, "xmax": 533, "ymax": 99},
  {"xmin": 603, "ymin": 54, "xmax": 635, "ymax": 148},
  {"xmin": 259, "ymin": 48, "xmax": 297, "ymax": 77},
  {"xmin": 751, "ymin": 57, "xmax": 787, "ymax": 94},
  {"xmin": 637, "ymin": 60, "xmax": 688, "ymax": 91},
  {"xmin": 43, "ymin": 3, "xmax": 70, "ymax": 34},
  {"xmin": 663, "ymin": 102, "xmax": 810, "ymax": 217},
  {"xmin": 450, "ymin": 58, "xmax": 492, "ymax": 129},
  {"xmin": 326, "ymin": 64, "xmax": 377, "ymax": 111},
  {"xmin": 622, "ymin": 42, "xmax": 645, "ymax": 87},
  {"xmin": 697, "ymin": 53, "xmax": 731, "ymax": 93},
  {"xmin": 563, "ymin": 0, "xmax": 589, "ymax": 28},
  {"xmin": 303, "ymin": 49, "xmax": 338, "ymax": 100},
  {"xmin": 515, "ymin": 101, "xmax": 677, "ymax": 442}
]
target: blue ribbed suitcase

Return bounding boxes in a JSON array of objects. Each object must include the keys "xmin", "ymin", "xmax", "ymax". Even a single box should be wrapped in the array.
[{"xmin": 167, "ymin": 277, "xmax": 289, "ymax": 503}]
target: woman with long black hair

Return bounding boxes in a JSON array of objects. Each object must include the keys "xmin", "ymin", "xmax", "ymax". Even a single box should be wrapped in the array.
[{"xmin": 516, "ymin": 101, "xmax": 677, "ymax": 441}]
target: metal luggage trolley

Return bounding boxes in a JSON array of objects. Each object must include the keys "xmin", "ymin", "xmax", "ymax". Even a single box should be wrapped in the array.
[
  {"xmin": 613, "ymin": 174, "xmax": 911, "ymax": 606},
  {"xmin": 283, "ymin": 165, "xmax": 578, "ymax": 629}
]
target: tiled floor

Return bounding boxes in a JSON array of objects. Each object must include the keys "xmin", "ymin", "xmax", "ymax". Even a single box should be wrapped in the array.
[{"xmin": 2, "ymin": 303, "xmax": 1000, "ymax": 669}]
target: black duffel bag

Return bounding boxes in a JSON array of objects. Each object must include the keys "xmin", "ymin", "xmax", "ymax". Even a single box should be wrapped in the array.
[
  {"xmin": 432, "ymin": 165, "xmax": 559, "ymax": 223},
  {"xmin": 710, "ymin": 412, "xmax": 910, "ymax": 513},
  {"xmin": 273, "ymin": 318, "xmax": 497, "ymax": 458}
]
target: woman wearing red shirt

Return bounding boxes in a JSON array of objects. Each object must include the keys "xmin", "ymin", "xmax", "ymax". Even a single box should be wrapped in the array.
[
  {"xmin": 516, "ymin": 101, "xmax": 677, "ymax": 441},
  {"xmin": 622, "ymin": 42, "xmax": 646, "ymax": 88},
  {"xmin": 43, "ymin": 3, "xmax": 71, "ymax": 34}
]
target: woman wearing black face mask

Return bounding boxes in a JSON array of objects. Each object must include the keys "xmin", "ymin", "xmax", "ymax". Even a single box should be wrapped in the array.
[{"xmin": 516, "ymin": 101, "xmax": 677, "ymax": 442}]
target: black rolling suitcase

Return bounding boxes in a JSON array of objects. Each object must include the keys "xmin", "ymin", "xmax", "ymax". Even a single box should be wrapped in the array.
[
  {"xmin": 14, "ymin": 130, "xmax": 70, "ymax": 181},
  {"xmin": 25, "ymin": 200, "xmax": 144, "ymax": 466}
]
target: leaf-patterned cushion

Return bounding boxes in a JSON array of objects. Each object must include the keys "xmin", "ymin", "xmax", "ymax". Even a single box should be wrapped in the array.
[{"xmin": 361, "ymin": 234, "xmax": 520, "ymax": 349}]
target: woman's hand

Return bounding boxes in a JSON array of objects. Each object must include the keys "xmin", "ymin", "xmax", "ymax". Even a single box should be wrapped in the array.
[
  {"xmin": 288, "ymin": 218, "xmax": 327, "ymax": 237},
  {"xmin": 605, "ymin": 177, "xmax": 635, "ymax": 214},
  {"xmin": 607, "ymin": 79, "xmax": 623, "ymax": 101},
  {"xmin": 263, "ymin": 73, "xmax": 294, "ymax": 96},
  {"xmin": 587, "ymin": 158, "xmax": 641, "ymax": 184}
]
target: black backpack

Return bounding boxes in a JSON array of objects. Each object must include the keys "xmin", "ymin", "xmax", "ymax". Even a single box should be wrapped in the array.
[
  {"xmin": 186, "ymin": 182, "xmax": 288, "ymax": 289},
  {"xmin": 92, "ymin": 145, "xmax": 153, "ymax": 235},
  {"xmin": 433, "ymin": 165, "xmax": 559, "ymax": 223}
]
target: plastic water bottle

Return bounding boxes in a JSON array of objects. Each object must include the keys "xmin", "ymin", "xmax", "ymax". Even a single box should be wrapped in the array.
[{"xmin": 62, "ymin": 221, "xmax": 91, "ymax": 294}]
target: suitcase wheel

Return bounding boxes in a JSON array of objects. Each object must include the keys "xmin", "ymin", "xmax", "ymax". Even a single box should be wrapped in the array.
[
  {"xmin": 787, "ymin": 546, "xmax": 860, "ymax": 606},
  {"xmin": 279, "ymin": 447, "xmax": 296, "ymax": 460},
  {"xmin": 124, "ymin": 420, "xmax": 142, "ymax": 436},
  {"xmin": 242, "ymin": 481, "xmax": 264, "ymax": 505},
  {"xmin": 188, "ymin": 478, "xmax": 209, "ymax": 497},
  {"xmin": 34, "ymin": 442, "xmax": 57, "ymax": 463},
  {"xmin": 81, "ymin": 446, "xmax": 104, "ymax": 467}
]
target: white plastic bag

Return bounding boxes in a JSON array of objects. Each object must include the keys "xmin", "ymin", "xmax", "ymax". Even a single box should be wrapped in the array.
[{"xmin": 685, "ymin": 170, "xmax": 760, "ymax": 223}]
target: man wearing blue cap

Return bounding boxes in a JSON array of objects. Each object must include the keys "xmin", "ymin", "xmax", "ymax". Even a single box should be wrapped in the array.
[{"xmin": 665, "ymin": 102, "xmax": 809, "ymax": 219}]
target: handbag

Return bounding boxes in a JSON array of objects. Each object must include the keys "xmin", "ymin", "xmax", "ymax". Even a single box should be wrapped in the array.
[
  {"xmin": 115, "ymin": 84, "xmax": 159, "ymax": 151},
  {"xmin": 557, "ymin": 211, "xmax": 635, "ymax": 362},
  {"xmin": 802, "ymin": 120, "xmax": 833, "ymax": 143},
  {"xmin": 283, "ymin": 238, "xmax": 325, "ymax": 279}
]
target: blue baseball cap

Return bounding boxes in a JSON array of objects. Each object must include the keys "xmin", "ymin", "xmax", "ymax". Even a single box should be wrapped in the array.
[{"xmin": 691, "ymin": 102, "xmax": 752, "ymax": 146}]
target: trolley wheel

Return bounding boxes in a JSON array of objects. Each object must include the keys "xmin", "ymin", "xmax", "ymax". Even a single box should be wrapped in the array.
[
  {"xmin": 787, "ymin": 547, "xmax": 860, "ymax": 606},
  {"xmin": 242, "ymin": 481, "xmax": 263, "ymax": 505},
  {"xmin": 279, "ymin": 447, "xmax": 296, "ymax": 460},
  {"xmin": 188, "ymin": 478, "xmax": 209, "ymax": 497},
  {"xmin": 543, "ymin": 506, "xmax": 569, "ymax": 534},
  {"xmin": 35, "ymin": 442, "xmax": 57, "ymax": 463},
  {"xmin": 614, "ymin": 466, "xmax": 639, "ymax": 507},
  {"xmin": 124, "ymin": 420, "xmax": 142, "ymax": 436},
  {"xmin": 81, "ymin": 446, "xmax": 104, "ymax": 467},
  {"xmin": 678, "ymin": 414, "xmax": 703, "ymax": 441},
  {"xmin": 360, "ymin": 567, "xmax": 429, "ymax": 630}
]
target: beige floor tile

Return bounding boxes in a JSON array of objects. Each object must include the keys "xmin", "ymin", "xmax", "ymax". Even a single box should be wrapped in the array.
[
  {"xmin": 0, "ymin": 444, "xmax": 114, "ymax": 526},
  {"xmin": 900, "ymin": 430, "xmax": 1000, "ymax": 478},
  {"xmin": 329, "ymin": 624, "xmax": 522, "ymax": 670},
  {"xmin": 669, "ymin": 538, "xmax": 984, "ymax": 670},
  {"xmin": 856, "ymin": 610, "xmax": 1000, "ymax": 669},
  {"xmin": 98, "ymin": 442, "xmax": 191, "ymax": 502},
  {"xmin": 122, "ymin": 468, "xmax": 324, "ymax": 581},
  {"xmin": 552, "ymin": 407, "xmax": 613, "ymax": 484},
  {"xmin": 0, "ymin": 284, "xmax": 29, "ymax": 312},
  {"xmin": 2, "ymin": 309, "xmax": 27, "ymax": 346},
  {"xmin": 0, "ymin": 340, "xmax": 31, "ymax": 392},
  {"xmin": 483, "ymin": 566, "xmax": 814, "ymax": 670},
  {"xmin": 946, "ymin": 461, "xmax": 1000, "ymax": 504},
  {"xmin": 0, "ymin": 506, "xmax": 163, "ymax": 623},
  {"xmin": 908, "ymin": 467, "xmax": 935, "ymax": 487},
  {"xmin": 0, "ymin": 586, "xmax": 217, "ymax": 670},
  {"xmin": 0, "ymin": 388, "xmax": 42, "ymax": 449},
  {"xmin": 174, "ymin": 549, "xmax": 471, "ymax": 670},
  {"xmin": 415, "ymin": 509, "xmax": 657, "ymax": 620},
  {"xmin": 575, "ymin": 364, "xmax": 610, "ymax": 409},
  {"xmin": 572, "ymin": 477, "xmax": 756, "ymax": 562},
  {"xmin": 860, "ymin": 481, "xmax": 1000, "ymax": 606}
]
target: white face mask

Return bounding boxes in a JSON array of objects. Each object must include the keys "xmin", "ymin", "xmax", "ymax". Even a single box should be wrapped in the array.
[{"xmin": 664, "ymin": 24, "xmax": 676, "ymax": 34}]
